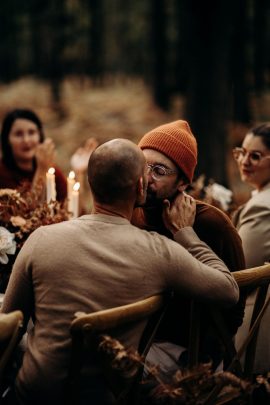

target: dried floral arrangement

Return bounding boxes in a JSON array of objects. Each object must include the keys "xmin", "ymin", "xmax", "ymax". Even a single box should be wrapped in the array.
[
  {"xmin": 98, "ymin": 335, "xmax": 256, "ymax": 405},
  {"xmin": 0, "ymin": 185, "xmax": 69, "ymax": 292},
  {"xmin": 188, "ymin": 175, "xmax": 238, "ymax": 217},
  {"xmin": 254, "ymin": 373, "xmax": 270, "ymax": 403}
]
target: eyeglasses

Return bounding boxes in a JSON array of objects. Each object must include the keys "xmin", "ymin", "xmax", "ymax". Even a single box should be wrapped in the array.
[
  {"xmin": 232, "ymin": 147, "xmax": 270, "ymax": 165},
  {"xmin": 147, "ymin": 163, "xmax": 177, "ymax": 181}
]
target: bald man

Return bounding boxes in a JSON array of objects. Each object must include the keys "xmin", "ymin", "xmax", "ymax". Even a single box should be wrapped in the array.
[{"xmin": 2, "ymin": 139, "xmax": 238, "ymax": 405}]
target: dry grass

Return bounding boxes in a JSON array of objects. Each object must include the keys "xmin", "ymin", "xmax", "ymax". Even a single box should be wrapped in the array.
[
  {"xmin": 0, "ymin": 76, "xmax": 177, "ymax": 174},
  {"xmin": 1, "ymin": 75, "xmax": 266, "ymax": 204}
]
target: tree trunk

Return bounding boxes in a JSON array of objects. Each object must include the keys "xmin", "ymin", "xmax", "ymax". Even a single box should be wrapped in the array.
[
  {"xmin": 184, "ymin": 0, "xmax": 234, "ymax": 184},
  {"xmin": 151, "ymin": 0, "xmax": 169, "ymax": 110},
  {"xmin": 253, "ymin": 0, "xmax": 269, "ymax": 93},
  {"xmin": 86, "ymin": 0, "xmax": 104, "ymax": 83},
  {"xmin": 230, "ymin": 0, "xmax": 251, "ymax": 124}
]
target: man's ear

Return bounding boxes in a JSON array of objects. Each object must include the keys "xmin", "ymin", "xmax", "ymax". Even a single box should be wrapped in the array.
[
  {"xmin": 135, "ymin": 176, "xmax": 147, "ymax": 207},
  {"xmin": 137, "ymin": 176, "xmax": 144, "ymax": 196},
  {"xmin": 177, "ymin": 178, "xmax": 189, "ymax": 192}
]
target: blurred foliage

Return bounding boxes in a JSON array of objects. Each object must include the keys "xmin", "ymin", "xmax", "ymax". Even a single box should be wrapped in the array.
[
  {"xmin": 1, "ymin": 1, "xmax": 269, "ymax": 97},
  {"xmin": 98, "ymin": 335, "xmax": 254, "ymax": 405}
]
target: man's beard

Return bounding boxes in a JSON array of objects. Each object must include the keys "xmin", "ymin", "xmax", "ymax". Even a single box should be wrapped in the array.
[
  {"xmin": 134, "ymin": 188, "xmax": 161, "ymax": 208},
  {"xmin": 143, "ymin": 187, "xmax": 180, "ymax": 208},
  {"xmin": 144, "ymin": 189, "xmax": 160, "ymax": 207}
]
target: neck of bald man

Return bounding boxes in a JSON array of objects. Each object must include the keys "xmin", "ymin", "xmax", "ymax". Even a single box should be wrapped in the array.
[{"xmin": 91, "ymin": 198, "xmax": 135, "ymax": 221}]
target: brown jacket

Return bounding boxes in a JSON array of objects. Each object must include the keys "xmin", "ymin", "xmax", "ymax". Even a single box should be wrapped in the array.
[{"xmin": 132, "ymin": 200, "xmax": 246, "ymax": 366}]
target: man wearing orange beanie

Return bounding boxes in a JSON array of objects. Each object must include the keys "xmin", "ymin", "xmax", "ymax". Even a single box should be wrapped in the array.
[{"xmin": 132, "ymin": 120, "xmax": 246, "ymax": 370}]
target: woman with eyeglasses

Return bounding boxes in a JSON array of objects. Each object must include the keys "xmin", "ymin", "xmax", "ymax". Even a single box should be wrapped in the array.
[
  {"xmin": 0, "ymin": 109, "xmax": 67, "ymax": 201},
  {"xmin": 233, "ymin": 123, "xmax": 270, "ymax": 374},
  {"xmin": 232, "ymin": 123, "xmax": 270, "ymax": 266}
]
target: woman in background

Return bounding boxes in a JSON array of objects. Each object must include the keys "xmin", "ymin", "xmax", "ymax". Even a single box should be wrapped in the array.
[
  {"xmin": 0, "ymin": 109, "xmax": 67, "ymax": 201},
  {"xmin": 233, "ymin": 123, "xmax": 270, "ymax": 374}
]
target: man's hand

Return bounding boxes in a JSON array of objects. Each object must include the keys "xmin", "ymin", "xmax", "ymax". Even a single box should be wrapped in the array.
[{"xmin": 162, "ymin": 192, "xmax": 196, "ymax": 235}]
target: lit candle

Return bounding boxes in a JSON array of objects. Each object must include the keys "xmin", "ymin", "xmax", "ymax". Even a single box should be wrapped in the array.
[
  {"xmin": 46, "ymin": 167, "xmax": 56, "ymax": 204},
  {"xmin": 70, "ymin": 182, "xmax": 80, "ymax": 219},
  {"xmin": 67, "ymin": 171, "xmax": 75, "ymax": 213}
]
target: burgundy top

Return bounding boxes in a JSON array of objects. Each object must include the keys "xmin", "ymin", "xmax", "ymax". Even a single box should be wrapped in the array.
[{"xmin": 0, "ymin": 159, "xmax": 67, "ymax": 202}]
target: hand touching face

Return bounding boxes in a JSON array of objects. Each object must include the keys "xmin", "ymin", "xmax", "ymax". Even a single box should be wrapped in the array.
[
  {"xmin": 162, "ymin": 192, "xmax": 196, "ymax": 235},
  {"xmin": 35, "ymin": 138, "xmax": 56, "ymax": 172}
]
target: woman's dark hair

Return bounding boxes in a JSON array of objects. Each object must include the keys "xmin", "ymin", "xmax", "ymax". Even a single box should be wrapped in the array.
[
  {"xmin": 1, "ymin": 108, "xmax": 45, "ymax": 170},
  {"xmin": 250, "ymin": 123, "xmax": 270, "ymax": 150}
]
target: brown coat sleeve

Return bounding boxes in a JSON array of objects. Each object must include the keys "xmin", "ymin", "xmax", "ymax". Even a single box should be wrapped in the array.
[
  {"xmin": 194, "ymin": 201, "xmax": 246, "ymax": 335},
  {"xmin": 194, "ymin": 201, "xmax": 246, "ymax": 271}
]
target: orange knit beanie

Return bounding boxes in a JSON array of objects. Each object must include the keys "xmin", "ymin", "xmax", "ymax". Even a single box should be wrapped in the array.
[{"xmin": 138, "ymin": 120, "xmax": 197, "ymax": 183}]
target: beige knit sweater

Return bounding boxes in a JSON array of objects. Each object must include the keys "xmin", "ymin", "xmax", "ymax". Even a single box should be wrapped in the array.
[{"xmin": 2, "ymin": 214, "xmax": 239, "ymax": 404}]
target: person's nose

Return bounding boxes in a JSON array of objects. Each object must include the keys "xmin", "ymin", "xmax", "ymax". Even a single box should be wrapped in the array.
[
  {"xmin": 241, "ymin": 152, "xmax": 251, "ymax": 166},
  {"xmin": 21, "ymin": 133, "xmax": 32, "ymax": 144},
  {"xmin": 147, "ymin": 169, "xmax": 154, "ymax": 183}
]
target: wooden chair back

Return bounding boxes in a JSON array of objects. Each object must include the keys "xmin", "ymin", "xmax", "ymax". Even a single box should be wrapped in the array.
[
  {"xmin": 0, "ymin": 311, "xmax": 23, "ymax": 390},
  {"xmin": 187, "ymin": 263, "xmax": 270, "ymax": 405},
  {"xmin": 230, "ymin": 262, "xmax": 270, "ymax": 377},
  {"xmin": 67, "ymin": 294, "xmax": 169, "ymax": 405},
  {"xmin": 188, "ymin": 263, "xmax": 270, "ymax": 379}
]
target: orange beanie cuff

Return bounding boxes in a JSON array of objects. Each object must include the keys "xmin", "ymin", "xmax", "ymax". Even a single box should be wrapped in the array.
[{"xmin": 138, "ymin": 120, "xmax": 198, "ymax": 183}]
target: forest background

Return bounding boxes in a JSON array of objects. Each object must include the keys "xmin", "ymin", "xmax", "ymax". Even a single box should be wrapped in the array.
[{"xmin": 0, "ymin": 0, "xmax": 270, "ymax": 206}]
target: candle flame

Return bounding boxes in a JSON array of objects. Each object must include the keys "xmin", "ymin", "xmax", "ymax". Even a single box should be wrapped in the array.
[
  {"xmin": 48, "ymin": 167, "xmax": 55, "ymax": 175},
  {"xmin": 73, "ymin": 182, "xmax": 80, "ymax": 192},
  {"xmin": 68, "ymin": 170, "xmax": 75, "ymax": 179}
]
